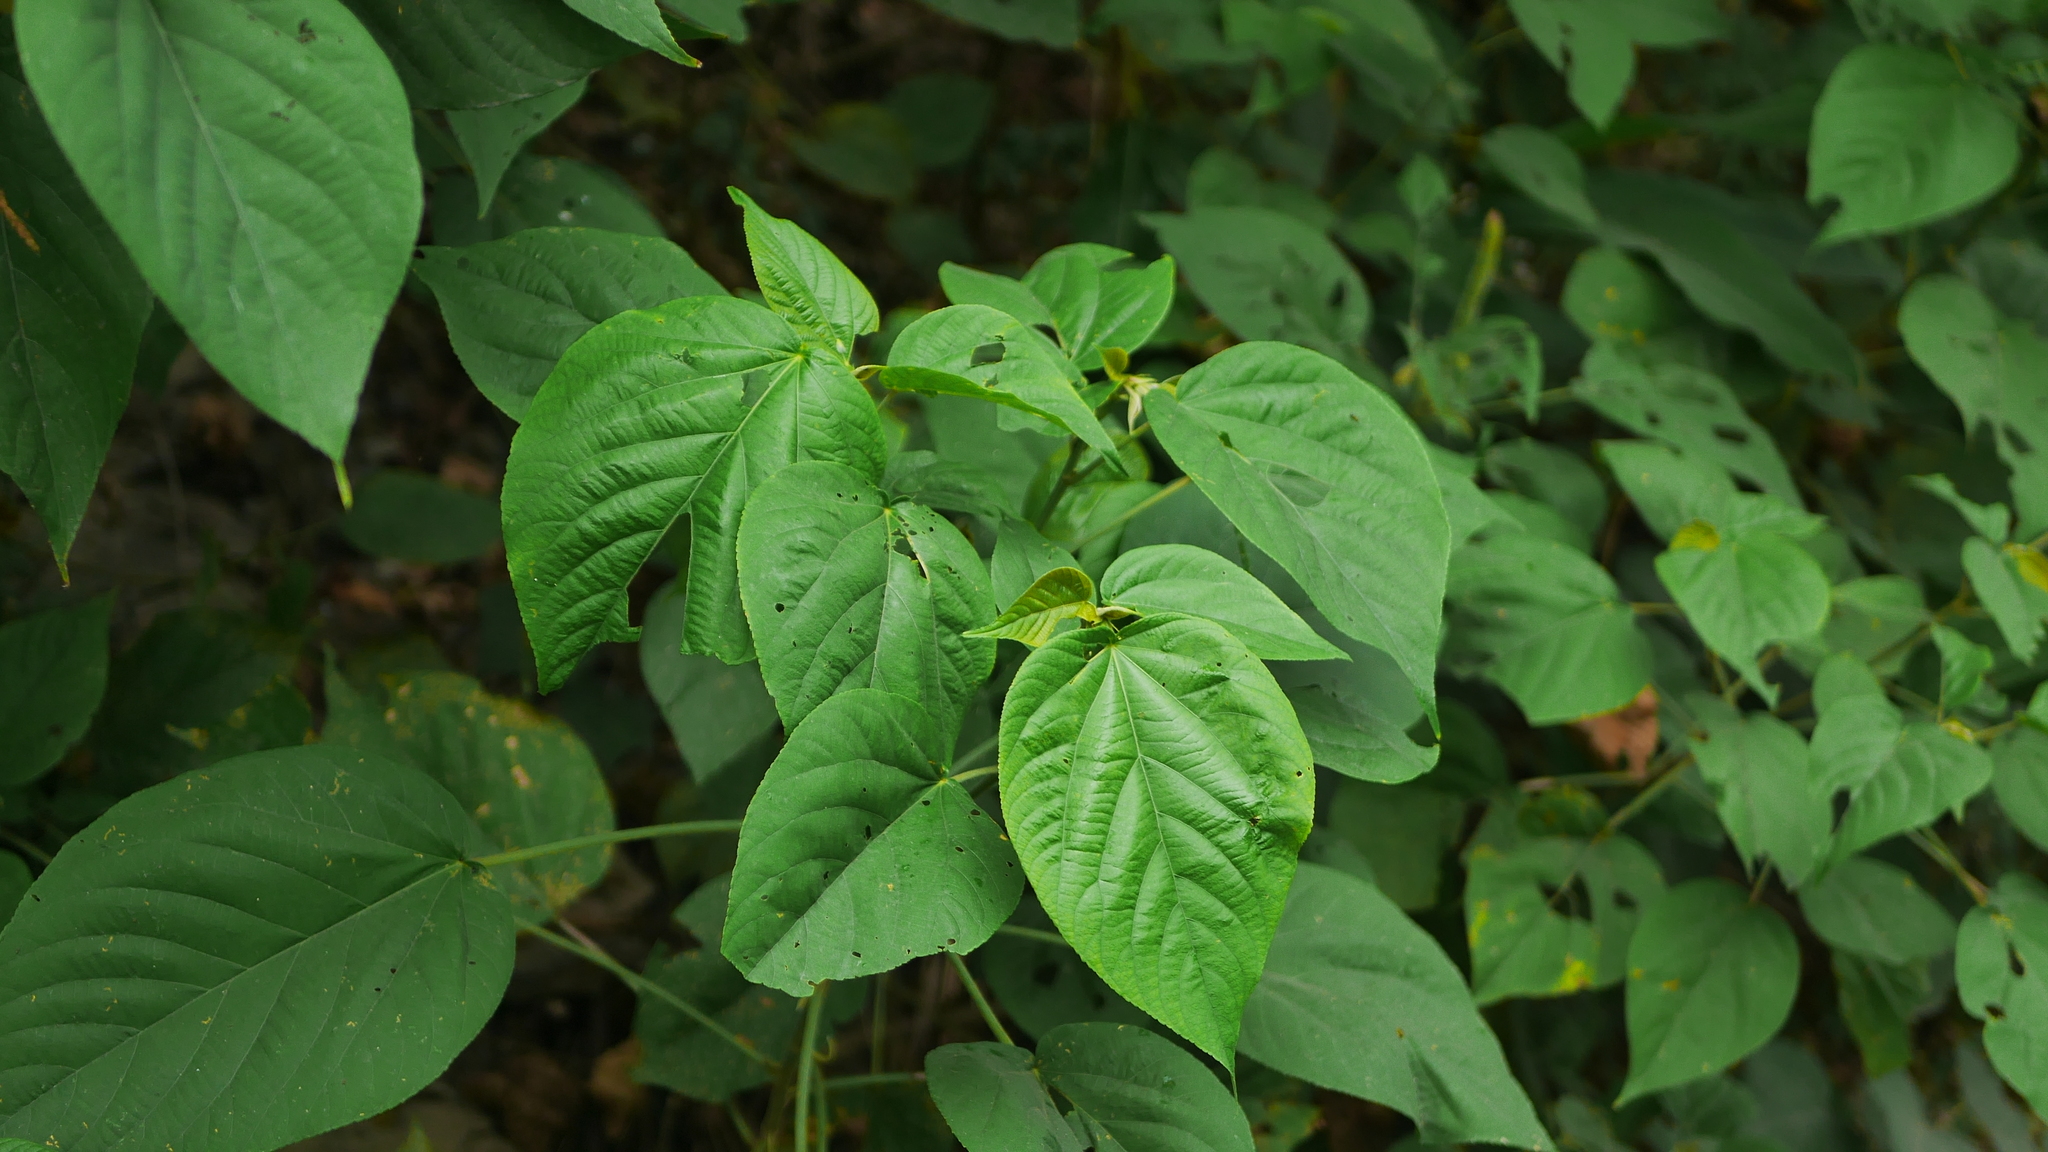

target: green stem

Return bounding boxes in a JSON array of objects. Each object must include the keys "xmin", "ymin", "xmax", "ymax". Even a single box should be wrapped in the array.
[
  {"xmin": 1909, "ymin": 828, "xmax": 1990, "ymax": 905},
  {"xmin": 526, "ymin": 925, "xmax": 772, "ymax": 1068},
  {"xmin": 869, "ymin": 970, "xmax": 889, "ymax": 1075},
  {"xmin": 1073, "ymin": 475, "xmax": 1191, "ymax": 549},
  {"xmin": 994, "ymin": 923, "xmax": 1071, "ymax": 947},
  {"xmin": 725, "ymin": 1099, "xmax": 759, "ymax": 1150},
  {"xmin": 948, "ymin": 952, "xmax": 1016, "ymax": 1046},
  {"xmin": 474, "ymin": 820, "xmax": 742, "ymax": 868},
  {"xmin": 795, "ymin": 983, "xmax": 830, "ymax": 1152},
  {"xmin": 946, "ymin": 764, "xmax": 1000, "ymax": 786},
  {"xmin": 332, "ymin": 459, "xmax": 355, "ymax": 510},
  {"xmin": 1452, "ymin": 209, "xmax": 1505, "ymax": 331},
  {"xmin": 826, "ymin": 1072, "xmax": 925, "ymax": 1090},
  {"xmin": 0, "ymin": 827, "xmax": 52, "ymax": 865},
  {"xmin": 1472, "ymin": 387, "xmax": 1575, "ymax": 417},
  {"xmin": 952, "ymin": 734, "xmax": 999, "ymax": 774}
]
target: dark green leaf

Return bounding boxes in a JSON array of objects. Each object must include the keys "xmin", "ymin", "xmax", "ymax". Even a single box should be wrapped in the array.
[
  {"xmin": 1480, "ymin": 124, "xmax": 1596, "ymax": 229},
  {"xmin": 635, "ymin": 933, "xmax": 799, "ymax": 1100},
  {"xmin": 338, "ymin": 0, "xmax": 627, "ymax": 109},
  {"xmin": 1958, "ymin": 873, "xmax": 2048, "ymax": 1114},
  {"xmin": 1143, "ymin": 208, "xmax": 1371, "ymax": 359},
  {"xmin": 337, "ymin": 470, "xmax": 501, "ymax": 564},
  {"xmin": 1575, "ymin": 344, "xmax": 1799, "ymax": 503},
  {"xmin": 1505, "ymin": 0, "xmax": 1723, "ymax": 128},
  {"xmin": 1993, "ymin": 727, "xmax": 2048, "ymax": 854},
  {"xmin": 444, "ymin": 81, "xmax": 589, "ymax": 211},
  {"xmin": 1656, "ymin": 520, "xmax": 1830, "ymax": 703},
  {"xmin": 730, "ymin": 188, "xmax": 878, "ymax": 358},
  {"xmin": 1598, "ymin": 440, "xmax": 1738, "ymax": 542},
  {"xmin": 0, "ymin": 596, "xmax": 110, "ymax": 788},
  {"xmin": 1465, "ymin": 835, "xmax": 1664, "ymax": 1003},
  {"xmin": 1833, "ymin": 724, "xmax": 1993, "ymax": 860},
  {"xmin": 1798, "ymin": 856, "xmax": 1955, "ymax": 964},
  {"xmin": 561, "ymin": 0, "xmax": 697, "ymax": 65},
  {"xmin": 925, "ymin": 1042, "xmax": 1082, "ymax": 1152},
  {"xmin": 639, "ymin": 580, "xmax": 780, "ymax": 782},
  {"xmin": 921, "ymin": 0, "xmax": 1080, "ymax": 46},
  {"xmin": 883, "ymin": 450, "xmax": 1017, "ymax": 520},
  {"xmin": 881, "ymin": 305, "xmax": 1119, "ymax": 460},
  {"xmin": 1285, "ymin": 686, "xmax": 1439, "ymax": 785},
  {"xmin": 0, "ymin": 854, "xmax": 27, "ymax": 931},
  {"xmin": 434, "ymin": 155, "xmax": 665, "ymax": 244},
  {"xmin": 886, "ymin": 73, "xmax": 995, "ymax": 168},
  {"xmin": 1908, "ymin": 473, "xmax": 2012, "ymax": 544},
  {"xmin": 1036, "ymin": 1022, "xmax": 1253, "ymax": 1152},
  {"xmin": 1963, "ymin": 538, "xmax": 2044, "ymax": 663},
  {"xmin": 0, "ymin": 746, "xmax": 513, "ymax": 1152},
  {"xmin": 1835, "ymin": 953, "xmax": 1930, "ymax": 1079},
  {"xmin": 789, "ymin": 103, "xmax": 917, "ymax": 201}
]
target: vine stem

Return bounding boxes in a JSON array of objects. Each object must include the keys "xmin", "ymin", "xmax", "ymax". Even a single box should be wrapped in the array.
[
  {"xmin": 794, "ymin": 982, "xmax": 830, "ymax": 1152},
  {"xmin": 946, "ymin": 764, "xmax": 1000, "ymax": 786},
  {"xmin": 0, "ymin": 827, "xmax": 52, "ymax": 865},
  {"xmin": 1073, "ymin": 475, "xmax": 1191, "ymax": 549},
  {"xmin": 525, "ymin": 924, "xmax": 773, "ymax": 1068},
  {"xmin": 1909, "ymin": 828, "xmax": 1990, "ymax": 906},
  {"xmin": 827, "ymin": 1072, "xmax": 925, "ymax": 1090},
  {"xmin": 994, "ymin": 923, "xmax": 1070, "ymax": 947},
  {"xmin": 948, "ymin": 953, "xmax": 1016, "ymax": 1046},
  {"xmin": 472, "ymin": 820, "xmax": 741, "ymax": 868},
  {"xmin": 1542, "ymin": 752, "xmax": 1696, "ymax": 912}
]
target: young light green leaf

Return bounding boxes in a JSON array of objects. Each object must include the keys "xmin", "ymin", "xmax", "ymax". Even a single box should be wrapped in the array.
[
  {"xmin": 1505, "ymin": 0, "xmax": 1723, "ymax": 128},
  {"xmin": 939, "ymin": 262, "xmax": 1057, "ymax": 329},
  {"xmin": 1143, "ymin": 208, "xmax": 1371, "ymax": 358},
  {"xmin": 501, "ymin": 295, "xmax": 885, "ymax": 687},
  {"xmin": 445, "ymin": 80, "xmax": 589, "ymax": 211},
  {"xmin": 1964, "ymin": 538, "xmax": 2045, "ymax": 663},
  {"xmin": 723, "ymin": 689, "xmax": 1022, "ymax": 994},
  {"xmin": 0, "ymin": 60, "xmax": 150, "ymax": 569},
  {"xmin": 1239, "ymin": 864, "xmax": 1555, "ymax": 1151},
  {"xmin": 737, "ymin": 462, "xmax": 995, "ymax": 735},
  {"xmin": 729, "ymin": 187, "xmax": 878, "ymax": 357},
  {"xmin": 1655, "ymin": 520, "xmax": 1829, "ymax": 704},
  {"xmin": 1597, "ymin": 441, "xmax": 1738, "ymax": 542},
  {"xmin": 639, "ymin": 581, "xmax": 780, "ymax": 782},
  {"xmin": 1465, "ymin": 835, "xmax": 1664, "ymax": 1003},
  {"xmin": 1933, "ymin": 624, "xmax": 1995, "ymax": 712},
  {"xmin": 1577, "ymin": 345, "xmax": 1798, "ymax": 504},
  {"xmin": 968, "ymin": 566, "xmax": 1099, "ymax": 647},
  {"xmin": 1481, "ymin": 124, "xmax": 1597, "ymax": 229},
  {"xmin": 338, "ymin": 0, "xmax": 627, "ymax": 109},
  {"xmin": 1798, "ymin": 856, "xmax": 1955, "ymax": 964},
  {"xmin": 338, "ymin": 470, "xmax": 501, "ymax": 564},
  {"xmin": 1145, "ymin": 342, "xmax": 1449, "ymax": 720},
  {"xmin": 1034, "ymin": 1022, "xmax": 1253, "ymax": 1151},
  {"xmin": 1617, "ymin": 879, "xmax": 1799, "ymax": 1105},
  {"xmin": 1958, "ymin": 873, "xmax": 2048, "ymax": 1115},
  {"xmin": 18, "ymin": 0, "xmax": 422, "ymax": 460},
  {"xmin": 1098, "ymin": 544, "xmax": 1342, "ymax": 661},
  {"xmin": 1285, "ymin": 686, "xmax": 1439, "ymax": 784},
  {"xmin": 1687, "ymin": 695, "xmax": 1831, "ymax": 886},
  {"xmin": 323, "ymin": 668, "xmax": 614, "ymax": 923},
  {"xmin": 1447, "ymin": 533, "xmax": 1652, "ymax": 725},
  {"xmin": 1000, "ymin": 614, "xmax": 1314, "ymax": 1064},
  {"xmin": 880, "ymin": 304, "xmax": 1120, "ymax": 461},
  {"xmin": 414, "ymin": 227, "xmax": 724, "ymax": 420},
  {"xmin": 562, "ymin": 0, "xmax": 699, "ymax": 65},
  {"xmin": 0, "ymin": 745, "xmax": 513, "ymax": 1152},
  {"xmin": 1993, "ymin": 727, "xmax": 2048, "ymax": 854},
  {"xmin": 0, "ymin": 595, "xmax": 110, "ymax": 788},
  {"xmin": 1808, "ymin": 44, "xmax": 2019, "ymax": 245},
  {"xmin": 1833, "ymin": 723, "xmax": 1993, "ymax": 862},
  {"xmin": 925, "ymin": 1042, "xmax": 1083, "ymax": 1152}
]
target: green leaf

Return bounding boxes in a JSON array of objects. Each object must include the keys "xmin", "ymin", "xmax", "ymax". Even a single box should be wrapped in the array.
[
  {"xmin": 1446, "ymin": 533, "xmax": 1652, "ymax": 725},
  {"xmin": 736, "ymin": 461, "xmax": 995, "ymax": 735},
  {"xmin": 1835, "ymin": 953, "xmax": 1929, "ymax": 1079},
  {"xmin": 1808, "ymin": 655, "xmax": 1905, "ymax": 796},
  {"xmin": 925, "ymin": 1042, "xmax": 1083, "ymax": 1152},
  {"xmin": 0, "ymin": 854, "xmax": 27, "ymax": 932},
  {"xmin": 338, "ymin": 0, "xmax": 628, "ymax": 109},
  {"xmin": 562, "ymin": 0, "xmax": 698, "ymax": 64},
  {"xmin": 0, "ymin": 745, "xmax": 513, "ymax": 1151},
  {"xmin": 1598, "ymin": 441, "xmax": 1738, "ymax": 542},
  {"xmin": 921, "ymin": 0, "xmax": 1081, "ymax": 46},
  {"xmin": 729, "ymin": 188, "xmax": 878, "ymax": 358},
  {"xmin": 444, "ymin": 80, "xmax": 589, "ymax": 211},
  {"xmin": 1833, "ymin": 724, "xmax": 1994, "ymax": 859},
  {"xmin": 884, "ymin": 450, "xmax": 1017, "ymax": 520},
  {"xmin": 433, "ymin": 154, "xmax": 664, "ymax": 245},
  {"xmin": 788, "ymin": 103, "xmax": 917, "ymax": 201},
  {"xmin": 999, "ymin": 614, "xmax": 1314, "ymax": 1063},
  {"xmin": 1143, "ymin": 208, "xmax": 1371, "ymax": 359},
  {"xmin": 969, "ymin": 566, "xmax": 1100, "ymax": 647},
  {"xmin": 939, "ymin": 263, "xmax": 1057, "ymax": 329},
  {"xmin": 337, "ymin": 470, "xmax": 501, "ymax": 564},
  {"xmin": 1285, "ymin": 685, "xmax": 1439, "ymax": 784},
  {"xmin": 1576, "ymin": 345, "xmax": 1799, "ymax": 504},
  {"xmin": 1807, "ymin": 44, "xmax": 2019, "ymax": 245},
  {"xmin": 415, "ymin": 228, "xmax": 723, "ymax": 421},
  {"xmin": 723, "ymin": 689, "xmax": 1021, "ymax": 994},
  {"xmin": 1098, "ymin": 544, "xmax": 1341, "ymax": 661},
  {"xmin": 1617, "ymin": 879, "xmax": 1799, "ymax": 1105},
  {"xmin": 1933, "ymin": 624, "xmax": 1995, "ymax": 712},
  {"xmin": 1322, "ymin": 778, "xmax": 1463, "ymax": 909},
  {"xmin": 0, "ymin": 596, "xmax": 110, "ymax": 788},
  {"xmin": 1038, "ymin": 1022, "xmax": 1253, "ymax": 1152},
  {"xmin": 639, "ymin": 581, "xmax": 780, "ymax": 782},
  {"xmin": 0, "ymin": 59, "xmax": 150, "ymax": 568},
  {"xmin": 880, "ymin": 304, "xmax": 1120, "ymax": 460},
  {"xmin": 1908, "ymin": 473, "xmax": 2012, "ymax": 543},
  {"xmin": 1798, "ymin": 855, "xmax": 1955, "ymax": 964},
  {"xmin": 635, "ymin": 930, "xmax": 800, "ymax": 1101},
  {"xmin": 1958, "ymin": 873, "xmax": 2048, "ymax": 1115},
  {"xmin": 501, "ymin": 295, "xmax": 885, "ymax": 687},
  {"xmin": 992, "ymin": 517, "xmax": 1082, "ymax": 607},
  {"xmin": 886, "ymin": 73, "xmax": 996, "ymax": 168},
  {"xmin": 323, "ymin": 668, "xmax": 614, "ymax": 923},
  {"xmin": 1506, "ymin": 0, "xmax": 1723, "ymax": 128},
  {"xmin": 1993, "ymin": 727, "xmax": 2048, "ymax": 854},
  {"xmin": 1964, "ymin": 538, "xmax": 2045, "ymax": 663},
  {"xmin": 18, "ymin": 0, "xmax": 422, "ymax": 459},
  {"xmin": 1239, "ymin": 864, "xmax": 1554, "ymax": 1151},
  {"xmin": 1480, "ymin": 124, "xmax": 1596, "ymax": 229},
  {"xmin": 1022, "ymin": 245, "xmax": 1177, "ymax": 369},
  {"xmin": 1562, "ymin": 247, "xmax": 1682, "ymax": 344},
  {"xmin": 1687, "ymin": 695, "xmax": 1831, "ymax": 887},
  {"xmin": 1655, "ymin": 520, "xmax": 1830, "ymax": 704},
  {"xmin": 1465, "ymin": 835, "xmax": 1664, "ymax": 1003},
  {"xmin": 1146, "ymin": 342, "xmax": 1449, "ymax": 719}
]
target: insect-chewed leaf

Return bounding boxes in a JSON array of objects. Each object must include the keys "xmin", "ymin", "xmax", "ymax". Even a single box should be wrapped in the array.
[
  {"xmin": 736, "ymin": 461, "xmax": 995, "ymax": 735},
  {"xmin": 1465, "ymin": 835, "xmax": 1664, "ymax": 1004},
  {"xmin": 730, "ymin": 188, "xmax": 878, "ymax": 356},
  {"xmin": 1099, "ymin": 544, "xmax": 1342, "ymax": 661},
  {"xmin": 1146, "ymin": 342, "xmax": 1449, "ymax": 721},
  {"xmin": 1958, "ymin": 873, "xmax": 2048, "ymax": 1115},
  {"xmin": 723, "ymin": 689, "xmax": 1022, "ymax": 995},
  {"xmin": 0, "ymin": 745, "xmax": 514, "ymax": 1152},
  {"xmin": 880, "ymin": 305, "xmax": 1120, "ymax": 462},
  {"xmin": 501, "ymin": 294, "xmax": 885, "ymax": 687},
  {"xmin": 1240, "ymin": 864, "xmax": 1554, "ymax": 1151},
  {"xmin": 998, "ymin": 613, "xmax": 1313, "ymax": 1064},
  {"xmin": 968, "ymin": 566, "xmax": 1099, "ymax": 647}
]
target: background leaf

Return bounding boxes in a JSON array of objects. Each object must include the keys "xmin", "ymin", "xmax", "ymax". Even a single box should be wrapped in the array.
[
  {"xmin": 1144, "ymin": 208, "xmax": 1370, "ymax": 359},
  {"xmin": 638, "ymin": 580, "xmax": 780, "ymax": 782},
  {"xmin": 444, "ymin": 81, "xmax": 589, "ymax": 210},
  {"xmin": 337, "ymin": 470, "xmax": 501, "ymax": 564},
  {"xmin": 1958, "ymin": 873, "xmax": 2048, "ymax": 1115},
  {"xmin": 924, "ymin": 1042, "xmax": 1083, "ymax": 1152},
  {"xmin": 1036, "ymin": 1022, "xmax": 1253, "ymax": 1152},
  {"xmin": 1798, "ymin": 855, "xmax": 1955, "ymax": 965},
  {"xmin": 0, "ymin": 596, "xmax": 110, "ymax": 788},
  {"xmin": 339, "ymin": 0, "xmax": 627, "ymax": 109}
]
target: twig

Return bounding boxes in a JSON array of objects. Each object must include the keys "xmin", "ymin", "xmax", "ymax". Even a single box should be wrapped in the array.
[
  {"xmin": 947, "ymin": 952, "xmax": 1016, "ymax": 1046},
  {"xmin": 1908, "ymin": 828, "xmax": 1990, "ymax": 906},
  {"xmin": 1073, "ymin": 475, "xmax": 1192, "ymax": 549},
  {"xmin": 826, "ymin": 1072, "xmax": 926, "ymax": 1090},
  {"xmin": 474, "ymin": 820, "xmax": 742, "ymax": 868},
  {"xmin": 526, "ymin": 925, "xmax": 773, "ymax": 1067},
  {"xmin": 794, "ymin": 982, "xmax": 830, "ymax": 1152}
]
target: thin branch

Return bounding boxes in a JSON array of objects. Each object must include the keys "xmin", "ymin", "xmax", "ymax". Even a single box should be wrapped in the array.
[
  {"xmin": 995, "ymin": 923, "xmax": 1072, "ymax": 947},
  {"xmin": 948, "ymin": 952, "xmax": 1016, "ymax": 1046},
  {"xmin": 526, "ymin": 925, "xmax": 773, "ymax": 1068},
  {"xmin": 1073, "ymin": 475, "xmax": 1192, "ymax": 549},
  {"xmin": 1908, "ymin": 828, "xmax": 1990, "ymax": 906},
  {"xmin": 474, "ymin": 820, "xmax": 742, "ymax": 868}
]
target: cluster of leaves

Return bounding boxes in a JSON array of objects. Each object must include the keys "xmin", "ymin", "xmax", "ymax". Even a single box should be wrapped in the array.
[{"xmin": 9, "ymin": 0, "xmax": 2048, "ymax": 1150}]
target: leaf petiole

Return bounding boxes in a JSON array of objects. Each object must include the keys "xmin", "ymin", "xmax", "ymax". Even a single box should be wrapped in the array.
[
  {"xmin": 524, "ymin": 924, "xmax": 774, "ymax": 1067},
  {"xmin": 948, "ymin": 952, "xmax": 1016, "ymax": 1046},
  {"xmin": 472, "ymin": 820, "xmax": 742, "ymax": 868}
]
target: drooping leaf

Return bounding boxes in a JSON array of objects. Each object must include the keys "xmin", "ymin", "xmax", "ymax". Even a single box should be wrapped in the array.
[
  {"xmin": 322, "ymin": 668, "xmax": 614, "ymax": 923},
  {"xmin": 999, "ymin": 614, "xmax": 1314, "ymax": 1064},
  {"xmin": 501, "ymin": 295, "xmax": 885, "ymax": 687},
  {"xmin": 1240, "ymin": 864, "xmax": 1555, "ymax": 1151},
  {"xmin": 1098, "ymin": 544, "xmax": 1341, "ymax": 661},
  {"xmin": 18, "ymin": 0, "xmax": 422, "ymax": 459},
  {"xmin": 924, "ymin": 1042, "xmax": 1082, "ymax": 1152},
  {"xmin": 1807, "ymin": 44, "xmax": 2019, "ymax": 245},
  {"xmin": 639, "ymin": 581, "xmax": 780, "ymax": 782},
  {"xmin": 1833, "ymin": 723, "xmax": 1994, "ymax": 860},
  {"xmin": 1285, "ymin": 685, "xmax": 1439, "ymax": 785},
  {"xmin": 1617, "ymin": 879, "xmax": 1799, "ymax": 1104},
  {"xmin": 1958, "ymin": 873, "xmax": 2048, "ymax": 1115},
  {"xmin": 1465, "ymin": 835, "xmax": 1665, "ymax": 1003},
  {"xmin": 1146, "ymin": 342, "xmax": 1449, "ymax": 719},
  {"xmin": 730, "ymin": 188, "xmax": 878, "ymax": 358},
  {"xmin": 1481, "ymin": 124, "xmax": 1597, "ymax": 229},
  {"xmin": 561, "ymin": 0, "xmax": 698, "ymax": 65},
  {"xmin": 1798, "ymin": 855, "xmax": 1955, "ymax": 965},
  {"xmin": 414, "ymin": 227, "xmax": 724, "ymax": 420},
  {"xmin": 444, "ymin": 80, "xmax": 589, "ymax": 211},
  {"xmin": 879, "ymin": 304, "xmax": 1119, "ymax": 461},
  {"xmin": 1576, "ymin": 344, "xmax": 1799, "ymax": 504},
  {"xmin": 337, "ymin": 470, "xmax": 501, "ymax": 564},
  {"xmin": 723, "ymin": 689, "xmax": 1021, "ymax": 994},
  {"xmin": 0, "ymin": 745, "xmax": 513, "ymax": 1152},
  {"xmin": 969, "ymin": 566, "xmax": 1099, "ymax": 647},
  {"xmin": 736, "ymin": 461, "xmax": 995, "ymax": 735},
  {"xmin": 0, "ymin": 58, "xmax": 150, "ymax": 568},
  {"xmin": 0, "ymin": 595, "xmax": 110, "ymax": 788},
  {"xmin": 1143, "ymin": 208, "xmax": 1371, "ymax": 359},
  {"xmin": 1505, "ymin": 0, "xmax": 1724, "ymax": 128},
  {"xmin": 1686, "ymin": 695, "xmax": 1831, "ymax": 887},
  {"xmin": 338, "ymin": 0, "xmax": 628, "ymax": 109}
]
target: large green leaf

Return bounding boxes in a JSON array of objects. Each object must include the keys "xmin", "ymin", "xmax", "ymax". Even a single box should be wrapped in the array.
[
  {"xmin": 1239, "ymin": 864, "xmax": 1554, "ymax": 1151},
  {"xmin": 730, "ymin": 188, "xmax": 877, "ymax": 358},
  {"xmin": 735, "ymin": 461, "xmax": 995, "ymax": 735},
  {"xmin": 723, "ymin": 689, "xmax": 1021, "ymax": 995},
  {"xmin": 999, "ymin": 614, "xmax": 1313, "ymax": 1064},
  {"xmin": 1505, "ymin": 0, "xmax": 1723, "ymax": 128},
  {"xmin": 444, "ymin": 81, "xmax": 589, "ymax": 210},
  {"xmin": 1143, "ymin": 208, "xmax": 1370, "ymax": 358},
  {"xmin": 1832, "ymin": 723, "xmax": 1993, "ymax": 859},
  {"xmin": 1576, "ymin": 344, "xmax": 1800, "ymax": 503},
  {"xmin": 414, "ymin": 227, "xmax": 724, "ymax": 420},
  {"xmin": 1808, "ymin": 44, "xmax": 2019, "ymax": 245},
  {"xmin": 338, "ymin": 0, "xmax": 628, "ymax": 109},
  {"xmin": 1617, "ymin": 879, "xmax": 1799, "ymax": 1104},
  {"xmin": 0, "ymin": 745, "xmax": 513, "ymax": 1152},
  {"xmin": 1099, "ymin": 544, "xmax": 1341, "ymax": 661},
  {"xmin": 925, "ymin": 1043, "xmax": 1082, "ymax": 1152},
  {"xmin": 322, "ymin": 668, "xmax": 614, "ymax": 924},
  {"xmin": 0, "ymin": 596, "xmax": 110, "ymax": 788},
  {"xmin": 1797, "ymin": 855, "xmax": 1955, "ymax": 965},
  {"xmin": 0, "ymin": 59, "xmax": 150, "ymax": 568},
  {"xmin": 1146, "ymin": 342, "xmax": 1448, "ymax": 718},
  {"xmin": 879, "ymin": 304, "xmax": 1119, "ymax": 460},
  {"xmin": 639, "ymin": 580, "xmax": 780, "ymax": 782},
  {"xmin": 500, "ymin": 294, "xmax": 885, "ymax": 687},
  {"xmin": 1687, "ymin": 696, "xmax": 1831, "ymax": 887},
  {"xmin": 1038, "ymin": 1023, "xmax": 1251, "ymax": 1150},
  {"xmin": 17, "ymin": 0, "xmax": 422, "ymax": 459},
  {"xmin": 1446, "ymin": 532, "xmax": 1652, "ymax": 726},
  {"xmin": 1960, "ymin": 873, "xmax": 2048, "ymax": 1115},
  {"xmin": 1655, "ymin": 520, "xmax": 1829, "ymax": 703},
  {"xmin": 561, "ymin": 0, "xmax": 696, "ymax": 64},
  {"xmin": 1465, "ymin": 835, "xmax": 1664, "ymax": 1003},
  {"xmin": 1285, "ymin": 685, "xmax": 1439, "ymax": 785}
]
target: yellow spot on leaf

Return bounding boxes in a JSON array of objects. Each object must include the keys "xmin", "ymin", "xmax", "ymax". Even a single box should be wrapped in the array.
[{"xmin": 1671, "ymin": 520, "xmax": 1721, "ymax": 552}]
